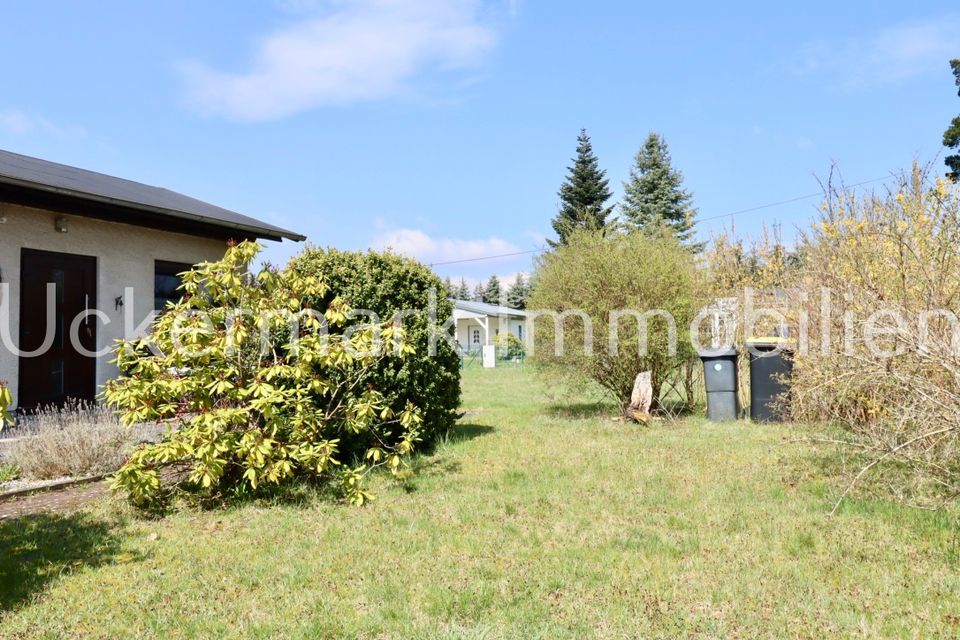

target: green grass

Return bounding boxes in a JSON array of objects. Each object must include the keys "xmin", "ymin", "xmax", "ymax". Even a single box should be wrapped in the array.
[
  {"xmin": 2, "ymin": 368, "xmax": 960, "ymax": 638},
  {"xmin": 0, "ymin": 463, "xmax": 20, "ymax": 484}
]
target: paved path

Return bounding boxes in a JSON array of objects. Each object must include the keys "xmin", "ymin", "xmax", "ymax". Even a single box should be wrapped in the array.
[{"xmin": 0, "ymin": 479, "xmax": 111, "ymax": 520}]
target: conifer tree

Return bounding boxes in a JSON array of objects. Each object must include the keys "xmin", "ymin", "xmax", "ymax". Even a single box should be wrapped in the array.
[
  {"xmin": 455, "ymin": 278, "xmax": 470, "ymax": 300},
  {"xmin": 944, "ymin": 59, "xmax": 960, "ymax": 181},
  {"xmin": 550, "ymin": 129, "xmax": 614, "ymax": 246},
  {"xmin": 506, "ymin": 273, "xmax": 529, "ymax": 309},
  {"xmin": 483, "ymin": 275, "xmax": 502, "ymax": 304},
  {"xmin": 621, "ymin": 133, "xmax": 698, "ymax": 247},
  {"xmin": 472, "ymin": 283, "xmax": 485, "ymax": 302}
]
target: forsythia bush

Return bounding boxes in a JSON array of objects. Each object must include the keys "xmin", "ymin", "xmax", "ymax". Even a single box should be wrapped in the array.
[
  {"xmin": 785, "ymin": 167, "xmax": 960, "ymax": 504},
  {"xmin": 104, "ymin": 241, "xmax": 423, "ymax": 507}
]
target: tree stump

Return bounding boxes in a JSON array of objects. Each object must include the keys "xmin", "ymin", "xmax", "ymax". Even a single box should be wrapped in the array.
[{"xmin": 627, "ymin": 371, "xmax": 653, "ymax": 424}]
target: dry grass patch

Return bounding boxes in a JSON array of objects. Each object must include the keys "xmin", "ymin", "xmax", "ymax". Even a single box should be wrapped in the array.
[{"xmin": 6, "ymin": 402, "xmax": 142, "ymax": 480}]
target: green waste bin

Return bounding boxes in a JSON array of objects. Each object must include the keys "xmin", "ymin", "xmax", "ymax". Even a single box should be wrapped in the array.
[
  {"xmin": 699, "ymin": 347, "xmax": 739, "ymax": 421},
  {"xmin": 746, "ymin": 338, "xmax": 793, "ymax": 422}
]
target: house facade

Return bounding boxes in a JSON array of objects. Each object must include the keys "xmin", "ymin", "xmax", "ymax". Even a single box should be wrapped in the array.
[
  {"xmin": 0, "ymin": 149, "xmax": 303, "ymax": 410},
  {"xmin": 452, "ymin": 299, "xmax": 527, "ymax": 352}
]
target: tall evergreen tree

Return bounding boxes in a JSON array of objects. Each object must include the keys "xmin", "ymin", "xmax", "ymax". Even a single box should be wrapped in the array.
[
  {"xmin": 944, "ymin": 59, "xmax": 960, "ymax": 181},
  {"xmin": 483, "ymin": 275, "xmax": 502, "ymax": 304},
  {"xmin": 550, "ymin": 129, "xmax": 614, "ymax": 246},
  {"xmin": 472, "ymin": 283, "xmax": 485, "ymax": 302},
  {"xmin": 442, "ymin": 276, "xmax": 453, "ymax": 296},
  {"xmin": 455, "ymin": 278, "xmax": 470, "ymax": 300},
  {"xmin": 506, "ymin": 273, "xmax": 529, "ymax": 309},
  {"xmin": 621, "ymin": 133, "xmax": 698, "ymax": 246}
]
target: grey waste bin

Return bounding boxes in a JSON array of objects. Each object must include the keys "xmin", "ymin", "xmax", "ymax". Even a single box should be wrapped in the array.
[
  {"xmin": 746, "ymin": 338, "xmax": 793, "ymax": 422},
  {"xmin": 699, "ymin": 348, "xmax": 739, "ymax": 421}
]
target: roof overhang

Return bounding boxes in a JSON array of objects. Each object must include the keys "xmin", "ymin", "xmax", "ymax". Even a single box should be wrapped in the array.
[
  {"xmin": 453, "ymin": 309, "xmax": 486, "ymax": 321},
  {"xmin": 0, "ymin": 175, "xmax": 305, "ymax": 243}
]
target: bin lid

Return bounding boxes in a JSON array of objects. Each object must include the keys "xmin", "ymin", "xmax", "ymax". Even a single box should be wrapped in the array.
[
  {"xmin": 698, "ymin": 347, "xmax": 738, "ymax": 358},
  {"xmin": 746, "ymin": 336, "xmax": 793, "ymax": 351}
]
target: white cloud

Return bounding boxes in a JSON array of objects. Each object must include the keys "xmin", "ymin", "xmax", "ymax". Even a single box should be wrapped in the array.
[
  {"xmin": 794, "ymin": 17, "xmax": 960, "ymax": 89},
  {"xmin": 373, "ymin": 227, "xmax": 520, "ymax": 265},
  {"xmin": 182, "ymin": 0, "xmax": 503, "ymax": 121},
  {"xmin": 0, "ymin": 109, "xmax": 87, "ymax": 139}
]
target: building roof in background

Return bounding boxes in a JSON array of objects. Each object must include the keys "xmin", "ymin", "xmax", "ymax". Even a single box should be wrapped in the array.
[
  {"xmin": 451, "ymin": 299, "xmax": 527, "ymax": 317},
  {"xmin": 0, "ymin": 149, "xmax": 305, "ymax": 242}
]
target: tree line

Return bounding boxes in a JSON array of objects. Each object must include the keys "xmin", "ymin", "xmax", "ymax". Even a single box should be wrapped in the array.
[{"xmin": 444, "ymin": 273, "xmax": 531, "ymax": 309}]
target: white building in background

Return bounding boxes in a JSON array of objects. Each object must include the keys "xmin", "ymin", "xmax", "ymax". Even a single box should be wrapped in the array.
[{"xmin": 451, "ymin": 299, "xmax": 527, "ymax": 352}]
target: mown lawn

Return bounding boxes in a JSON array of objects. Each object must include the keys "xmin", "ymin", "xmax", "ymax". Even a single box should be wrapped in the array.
[{"xmin": 1, "ymin": 367, "xmax": 959, "ymax": 638}]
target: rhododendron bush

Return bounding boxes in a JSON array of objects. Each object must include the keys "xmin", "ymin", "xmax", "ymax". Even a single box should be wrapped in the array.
[{"xmin": 105, "ymin": 241, "xmax": 422, "ymax": 507}]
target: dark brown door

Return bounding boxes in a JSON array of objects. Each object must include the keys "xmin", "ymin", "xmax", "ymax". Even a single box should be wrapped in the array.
[{"xmin": 18, "ymin": 248, "xmax": 97, "ymax": 410}]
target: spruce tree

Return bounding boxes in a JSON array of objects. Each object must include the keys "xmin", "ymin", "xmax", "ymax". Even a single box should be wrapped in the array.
[
  {"xmin": 944, "ymin": 59, "xmax": 960, "ymax": 181},
  {"xmin": 442, "ymin": 276, "xmax": 453, "ymax": 296},
  {"xmin": 550, "ymin": 129, "xmax": 614, "ymax": 246},
  {"xmin": 506, "ymin": 274, "xmax": 529, "ymax": 309},
  {"xmin": 455, "ymin": 278, "xmax": 470, "ymax": 300},
  {"xmin": 621, "ymin": 133, "xmax": 698, "ymax": 246},
  {"xmin": 472, "ymin": 283, "xmax": 485, "ymax": 302},
  {"xmin": 483, "ymin": 275, "xmax": 502, "ymax": 304}
]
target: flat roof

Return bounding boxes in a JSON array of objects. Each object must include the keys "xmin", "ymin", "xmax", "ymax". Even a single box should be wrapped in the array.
[{"xmin": 0, "ymin": 149, "xmax": 305, "ymax": 242}]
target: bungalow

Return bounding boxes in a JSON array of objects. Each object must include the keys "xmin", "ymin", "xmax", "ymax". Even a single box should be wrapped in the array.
[
  {"xmin": 0, "ymin": 149, "xmax": 304, "ymax": 411},
  {"xmin": 452, "ymin": 299, "xmax": 527, "ymax": 352}
]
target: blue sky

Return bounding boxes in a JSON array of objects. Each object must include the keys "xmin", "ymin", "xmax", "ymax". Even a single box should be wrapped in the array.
[{"xmin": 1, "ymin": 1, "xmax": 958, "ymax": 287}]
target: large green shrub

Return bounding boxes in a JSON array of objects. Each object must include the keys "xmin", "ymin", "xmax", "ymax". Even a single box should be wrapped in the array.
[
  {"xmin": 528, "ymin": 229, "xmax": 700, "ymax": 413},
  {"xmin": 290, "ymin": 247, "xmax": 461, "ymax": 444},
  {"xmin": 104, "ymin": 241, "xmax": 423, "ymax": 507}
]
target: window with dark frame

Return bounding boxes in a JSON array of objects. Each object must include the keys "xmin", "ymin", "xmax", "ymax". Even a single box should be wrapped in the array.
[{"xmin": 154, "ymin": 260, "xmax": 193, "ymax": 311}]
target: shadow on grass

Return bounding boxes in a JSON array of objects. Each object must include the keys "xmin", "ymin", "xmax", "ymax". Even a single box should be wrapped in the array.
[
  {"xmin": 393, "ymin": 423, "xmax": 495, "ymax": 493},
  {"xmin": 656, "ymin": 400, "xmax": 703, "ymax": 421},
  {"xmin": 0, "ymin": 512, "xmax": 128, "ymax": 613},
  {"xmin": 409, "ymin": 457, "xmax": 463, "ymax": 478},
  {"xmin": 547, "ymin": 399, "xmax": 703, "ymax": 421},
  {"xmin": 545, "ymin": 402, "xmax": 614, "ymax": 420},
  {"xmin": 446, "ymin": 423, "xmax": 495, "ymax": 443},
  {"xmin": 418, "ymin": 422, "xmax": 495, "ymax": 455},
  {"xmin": 122, "ymin": 425, "xmax": 497, "ymax": 512}
]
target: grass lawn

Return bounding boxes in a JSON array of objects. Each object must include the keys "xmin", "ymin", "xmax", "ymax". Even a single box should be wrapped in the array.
[{"xmin": 2, "ymin": 367, "xmax": 959, "ymax": 638}]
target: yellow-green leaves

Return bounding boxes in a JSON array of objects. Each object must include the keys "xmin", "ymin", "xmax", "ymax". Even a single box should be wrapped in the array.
[
  {"xmin": 102, "ymin": 240, "xmax": 421, "ymax": 509},
  {"xmin": 0, "ymin": 383, "xmax": 13, "ymax": 429}
]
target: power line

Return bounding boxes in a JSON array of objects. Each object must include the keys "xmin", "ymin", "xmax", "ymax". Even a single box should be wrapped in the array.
[
  {"xmin": 429, "ymin": 249, "xmax": 541, "ymax": 267},
  {"xmin": 429, "ymin": 175, "xmax": 893, "ymax": 267},
  {"xmin": 695, "ymin": 175, "xmax": 890, "ymax": 223}
]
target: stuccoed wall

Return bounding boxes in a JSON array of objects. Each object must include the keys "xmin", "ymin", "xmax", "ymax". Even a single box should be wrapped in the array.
[{"xmin": 0, "ymin": 202, "xmax": 226, "ymax": 408}]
